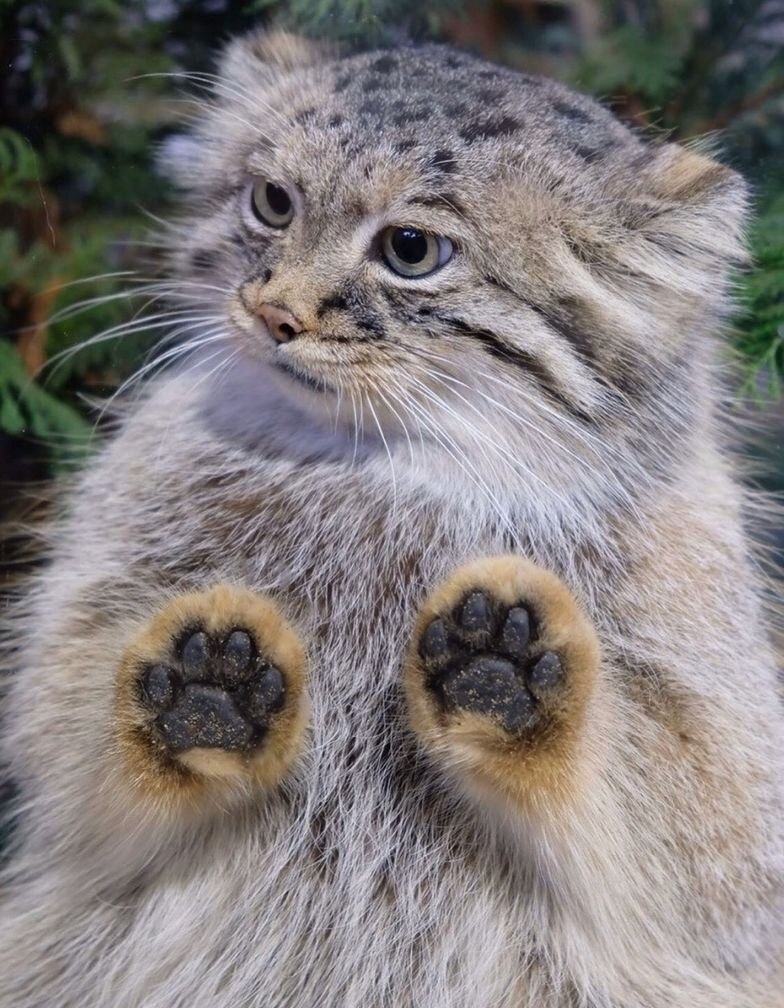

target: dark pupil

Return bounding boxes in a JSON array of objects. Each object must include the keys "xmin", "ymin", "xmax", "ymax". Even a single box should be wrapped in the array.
[
  {"xmin": 392, "ymin": 227, "xmax": 427, "ymax": 264},
  {"xmin": 266, "ymin": 183, "xmax": 290, "ymax": 216}
]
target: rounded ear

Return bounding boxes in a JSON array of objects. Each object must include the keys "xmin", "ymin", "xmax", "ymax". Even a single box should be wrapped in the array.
[
  {"xmin": 218, "ymin": 28, "xmax": 336, "ymax": 93},
  {"xmin": 161, "ymin": 29, "xmax": 336, "ymax": 192},
  {"xmin": 628, "ymin": 143, "xmax": 750, "ymax": 271}
]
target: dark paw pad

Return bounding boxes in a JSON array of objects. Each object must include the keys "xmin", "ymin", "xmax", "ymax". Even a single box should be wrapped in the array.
[
  {"xmin": 140, "ymin": 628, "xmax": 285, "ymax": 753},
  {"xmin": 419, "ymin": 591, "xmax": 565, "ymax": 735}
]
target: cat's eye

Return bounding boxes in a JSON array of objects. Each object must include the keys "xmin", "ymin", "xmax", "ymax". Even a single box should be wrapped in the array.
[
  {"xmin": 380, "ymin": 226, "xmax": 454, "ymax": 278},
  {"xmin": 250, "ymin": 178, "xmax": 295, "ymax": 228}
]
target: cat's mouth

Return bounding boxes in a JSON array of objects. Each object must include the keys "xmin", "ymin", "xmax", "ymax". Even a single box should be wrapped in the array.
[{"xmin": 272, "ymin": 355, "xmax": 336, "ymax": 395}]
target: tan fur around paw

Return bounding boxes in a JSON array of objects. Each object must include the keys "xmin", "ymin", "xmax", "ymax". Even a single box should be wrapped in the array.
[
  {"xmin": 116, "ymin": 585, "xmax": 307, "ymax": 801},
  {"xmin": 405, "ymin": 555, "xmax": 600, "ymax": 809}
]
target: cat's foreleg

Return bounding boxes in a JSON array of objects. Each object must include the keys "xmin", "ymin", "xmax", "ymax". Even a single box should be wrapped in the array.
[
  {"xmin": 404, "ymin": 554, "xmax": 601, "ymax": 810},
  {"xmin": 3, "ymin": 581, "xmax": 308, "ymax": 893},
  {"xmin": 403, "ymin": 554, "xmax": 781, "ymax": 1006}
]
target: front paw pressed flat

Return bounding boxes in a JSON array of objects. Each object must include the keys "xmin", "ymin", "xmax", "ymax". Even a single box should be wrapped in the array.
[
  {"xmin": 142, "ymin": 625, "xmax": 285, "ymax": 753},
  {"xmin": 117, "ymin": 585, "xmax": 307, "ymax": 796},
  {"xmin": 406, "ymin": 555, "xmax": 600, "ymax": 807},
  {"xmin": 420, "ymin": 590, "xmax": 566, "ymax": 736}
]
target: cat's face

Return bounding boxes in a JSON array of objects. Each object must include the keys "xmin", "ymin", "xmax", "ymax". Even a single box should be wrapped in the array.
[{"xmin": 168, "ymin": 31, "xmax": 746, "ymax": 505}]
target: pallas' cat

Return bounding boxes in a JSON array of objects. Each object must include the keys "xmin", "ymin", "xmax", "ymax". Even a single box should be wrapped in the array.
[{"xmin": 1, "ymin": 29, "xmax": 782, "ymax": 1008}]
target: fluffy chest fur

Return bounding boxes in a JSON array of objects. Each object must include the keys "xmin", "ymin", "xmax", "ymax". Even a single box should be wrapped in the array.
[
  {"xmin": 18, "ymin": 369, "xmax": 765, "ymax": 1008},
  {"xmin": 44, "ymin": 377, "xmax": 592, "ymax": 1007}
]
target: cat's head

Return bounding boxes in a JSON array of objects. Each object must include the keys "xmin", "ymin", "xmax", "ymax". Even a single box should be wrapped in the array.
[{"xmin": 165, "ymin": 30, "xmax": 747, "ymax": 508}]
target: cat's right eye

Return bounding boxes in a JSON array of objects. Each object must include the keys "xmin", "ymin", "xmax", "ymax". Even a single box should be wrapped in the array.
[
  {"xmin": 250, "ymin": 178, "xmax": 295, "ymax": 228},
  {"xmin": 380, "ymin": 226, "xmax": 454, "ymax": 278}
]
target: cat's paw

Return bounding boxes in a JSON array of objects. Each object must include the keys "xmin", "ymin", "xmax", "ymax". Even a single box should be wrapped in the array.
[
  {"xmin": 405, "ymin": 555, "xmax": 600, "ymax": 807},
  {"xmin": 141, "ymin": 625, "xmax": 285, "ymax": 754},
  {"xmin": 117, "ymin": 585, "xmax": 307, "ymax": 796},
  {"xmin": 418, "ymin": 591, "xmax": 567, "ymax": 735}
]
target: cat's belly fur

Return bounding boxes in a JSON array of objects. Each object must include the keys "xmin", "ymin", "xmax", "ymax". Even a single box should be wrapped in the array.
[
  {"xmin": 4, "ymin": 374, "xmax": 781, "ymax": 1008},
  {"xmin": 3, "ymin": 376, "xmax": 558, "ymax": 1008}
]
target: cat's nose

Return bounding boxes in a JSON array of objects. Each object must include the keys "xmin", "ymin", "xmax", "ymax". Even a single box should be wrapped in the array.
[{"xmin": 256, "ymin": 303, "xmax": 304, "ymax": 344}]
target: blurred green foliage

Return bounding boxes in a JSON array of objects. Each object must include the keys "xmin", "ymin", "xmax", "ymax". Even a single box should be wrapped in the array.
[
  {"xmin": 248, "ymin": 0, "xmax": 465, "ymax": 44},
  {"xmin": 737, "ymin": 192, "xmax": 784, "ymax": 395},
  {"xmin": 1, "ymin": 0, "xmax": 783, "ymax": 476}
]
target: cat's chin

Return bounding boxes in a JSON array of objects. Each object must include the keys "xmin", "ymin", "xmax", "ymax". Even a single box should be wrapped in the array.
[
  {"xmin": 264, "ymin": 358, "xmax": 355, "ymax": 431},
  {"xmin": 271, "ymin": 356, "xmax": 337, "ymax": 398},
  {"xmin": 201, "ymin": 355, "xmax": 383, "ymax": 463}
]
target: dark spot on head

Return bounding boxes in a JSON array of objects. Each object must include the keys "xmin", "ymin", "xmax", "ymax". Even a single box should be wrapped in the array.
[
  {"xmin": 295, "ymin": 107, "xmax": 317, "ymax": 126},
  {"xmin": 521, "ymin": 74, "xmax": 544, "ymax": 88},
  {"xmin": 261, "ymin": 267, "xmax": 273, "ymax": 283},
  {"xmin": 249, "ymin": 234, "xmax": 272, "ymax": 257},
  {"xmin": 553, "ymin": 101, "xmax": 593, "ymax": 126},
  {"xmin": 371, "ymin": 54, "xmax": 397, "ymax": 74},
  {"xmin": 574, "ymin": 145, "xmax": 604, "ymax": 163},
  {"xmin": 430, "ymin": 149, "xmax": 457, "ymax": 174},
  {"xmin": 335, "ymin": 73, "xmax": 351, "ymax": 91},
  {"xmin": 445, "ymin": 102, "xmax": 467, "ymax": 118},
  {"xmin": 479, "ymin": 68, "xmax": 500, "ymax": 80},
  {"xmin": 191, "ymin": 249, "xmax": 220, "ymax": 272},
  {"xmin": 394, "ymin": 138, "xmax": 417, "ymax": 153},
  {"xmin": 364, "ymin": 76, "xmax": 383, "ymax": 92},
  {"xmin": 444, "ymin": 55, "xmax": 462, "ymax": 69},
  {"xmin": 460, "ymin": 115, "xmax": 521, "ymax": 142},
  {"xmin": 328, "ymin": 113, "xmax": 344, "ymax": 127},
  {"xmin": 228, "ymin": 230, "xmax": 256, "ymax": 252}
]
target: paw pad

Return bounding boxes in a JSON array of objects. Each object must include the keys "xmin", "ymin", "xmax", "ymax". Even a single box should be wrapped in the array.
[
  {"xmin": 419, "ymin": 590, "xmax": 565, "ymax": 735},
  {"xmin": 140, "ymin": 627, "xmax": 285, "ymax": 753}
]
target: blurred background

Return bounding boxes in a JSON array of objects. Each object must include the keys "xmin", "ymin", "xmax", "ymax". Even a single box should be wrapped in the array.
[{"xmin": 1, "ymin": 0, "xmax": 782, "ymax": 531}]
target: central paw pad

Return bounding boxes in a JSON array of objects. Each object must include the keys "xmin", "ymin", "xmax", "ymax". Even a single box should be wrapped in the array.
[
  {"xmin": 141, "ymin": 627, "xmax": 285, "ymax": 753},
  {"xmin": 419, "ymin": 590, "xmax": 565, "ymax": 735}
]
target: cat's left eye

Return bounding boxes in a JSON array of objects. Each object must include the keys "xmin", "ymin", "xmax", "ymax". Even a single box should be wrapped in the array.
[
  {"xmin": 380, "ymin": 226, "xmax": 454, "ymax": 278},
  {"xmin": 250, "ymin": 178, "xmax": 295, "ymax": 228}
]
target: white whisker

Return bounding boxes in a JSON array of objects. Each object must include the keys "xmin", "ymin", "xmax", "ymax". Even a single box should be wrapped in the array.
[{"xmin": 364, "ymin": 391, "xmax": 398, "ymax": 506}]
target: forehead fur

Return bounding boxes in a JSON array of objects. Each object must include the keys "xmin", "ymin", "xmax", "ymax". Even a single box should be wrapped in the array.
[
  {"xmin": 216, "ymin": 40, "xmax": 643, "ymax": 195},
  {"xmin": 181, "ymin": 32, "xmax": 744, "ymax": 272},
  {"xmin": 177, "ymin": 31, "xmax": 745, "ymax": 334}
]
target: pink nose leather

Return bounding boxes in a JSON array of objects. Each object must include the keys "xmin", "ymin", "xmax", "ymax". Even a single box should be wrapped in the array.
[{"xmin": 256, "ymin": 303, "xmax": 304, "ymax": 344}]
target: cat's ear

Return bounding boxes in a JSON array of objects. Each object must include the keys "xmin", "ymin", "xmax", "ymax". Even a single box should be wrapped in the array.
[
  {"xmin": 219, "ymin": 28, "xmax": 335, "ymax": 91},
  {"xmin": 161, "ymin": 30, "xmax": 335, "ymax": 190},
  {"xmin": 626, "ymin": 143, "xmax": 749, "ymax": 274}
]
